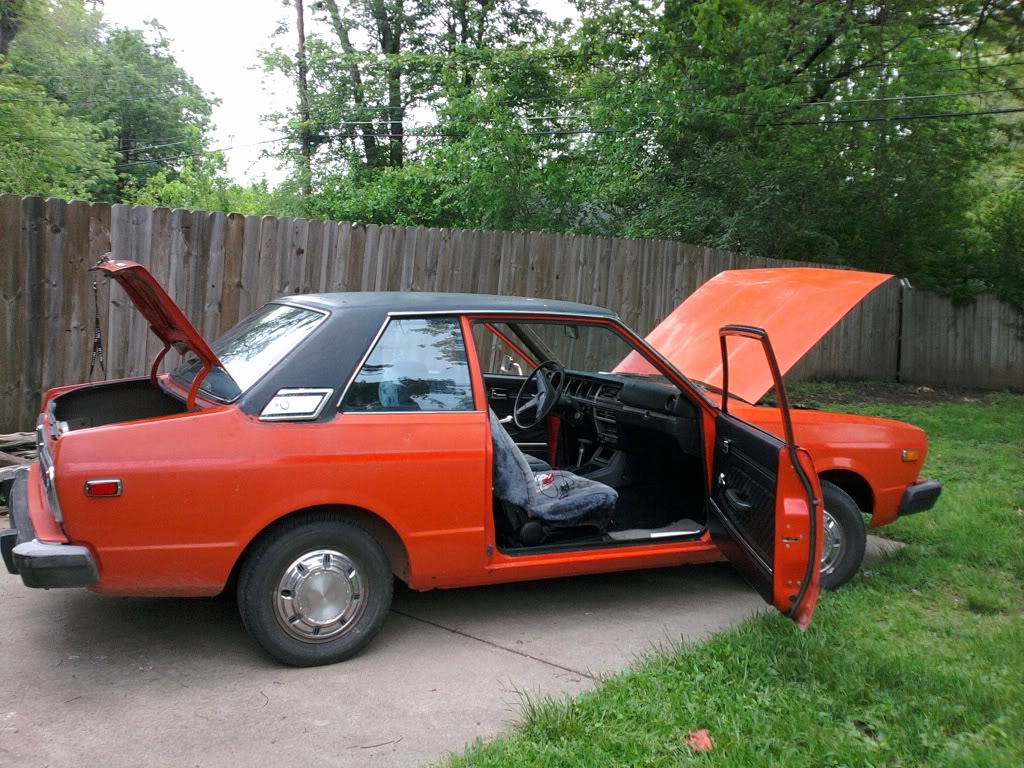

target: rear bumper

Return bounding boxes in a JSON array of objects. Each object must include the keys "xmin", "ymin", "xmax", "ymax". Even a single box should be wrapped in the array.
[
  {"xmin": 898, "ymin": 478, "xmax": 942, "ymax": 517},
  {"xmin": 2, "ymin": 467, "xmax": 98, "ymax": 589}
]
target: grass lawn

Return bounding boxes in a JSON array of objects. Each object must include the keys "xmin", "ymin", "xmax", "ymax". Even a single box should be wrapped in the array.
[{"xmin": 449, "ymin": 383, "xmax": 1024, "ymax": 767}]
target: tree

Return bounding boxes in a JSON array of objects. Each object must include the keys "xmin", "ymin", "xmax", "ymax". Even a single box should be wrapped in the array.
[
  {"xmin": 1, "ymin": 0, "xmax": 215, "ymax": 200},
  {"xmin": 0, "ymin": 75, "xmax": 116, "ymax": 197},
  {"xmin": 126, "ymin": 155, "xmax": 286, "ymax": 216},
  {"xmin": 261, "ymin": 0, "xmax": 552, "ymax": 185}
]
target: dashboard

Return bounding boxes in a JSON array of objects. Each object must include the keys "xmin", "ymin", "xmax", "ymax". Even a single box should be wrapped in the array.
[{"xmin": 559, "ymin": 372, "xmax": 701, "ymax": 457}]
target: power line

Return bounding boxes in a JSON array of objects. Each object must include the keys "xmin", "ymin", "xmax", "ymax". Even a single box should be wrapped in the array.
[
  {"xmin": 110, "ymin": 137, "xmax": 288, "ymax": 170},
  {"xmin": 778, "ymin": 86, "xmax": 1024, "ymax": 110},
  {"xmin": 762, "ymin": 105, "xmax": 1024, "ymax": 127}
]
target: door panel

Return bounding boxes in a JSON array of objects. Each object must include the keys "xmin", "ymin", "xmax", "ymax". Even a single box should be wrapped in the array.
[
  {"xmin": 709, "ymin": 414, "xmax": 783, "ymax": 602},
  {"xmin": 706, "ymin": 325, "xmax": 822, "ymax": 627}
]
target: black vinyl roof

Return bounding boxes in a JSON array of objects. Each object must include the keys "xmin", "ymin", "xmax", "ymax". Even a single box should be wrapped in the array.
[{"xmin": 278, "ymin": 291, "xmax": 618, "ymax": 319}]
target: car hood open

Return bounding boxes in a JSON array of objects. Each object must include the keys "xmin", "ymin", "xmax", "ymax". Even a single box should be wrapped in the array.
[
  {"xmin": 616, "ymin": 267, "xmax": 892, "ymax": 404},
  {"xmin": 92, "ymin": 257, "xmax": 223, "ymax": 372}
]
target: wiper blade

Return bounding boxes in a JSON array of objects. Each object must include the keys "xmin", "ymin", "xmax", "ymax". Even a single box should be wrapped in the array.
[{"xmin": 691, "ymin": 380, "xmax": 752, "ymax": 406}]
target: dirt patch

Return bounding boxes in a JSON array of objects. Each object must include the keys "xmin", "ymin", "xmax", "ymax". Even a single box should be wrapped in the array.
[{"xmin": 786, "ymin": 380, "xmax": 1005, "ymax": 407}]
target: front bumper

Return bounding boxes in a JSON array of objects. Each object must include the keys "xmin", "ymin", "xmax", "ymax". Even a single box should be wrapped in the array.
[
  {"xmin": 898, "ymin": 478, "xmax": 942, "ymax": 517},
  {"xmin": 1, "ymin": 467, "xmax": 98, "ymax": 589}
]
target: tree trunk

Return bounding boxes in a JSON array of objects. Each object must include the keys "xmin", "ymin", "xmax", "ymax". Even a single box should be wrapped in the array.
[
  {"xmin": 0, "ymin": 0, "xmax": 25, "ymax": 61},
  {"xmin": 294, "ymin": 0, "xmax": 313, "ymax": 196},
  {"xmin": 369, "ymin": 0, "xmax": 404, "ymax": 167},
  {"xmin": 322, "ymin": 0, "xmax": 382, "ymax": 167}
]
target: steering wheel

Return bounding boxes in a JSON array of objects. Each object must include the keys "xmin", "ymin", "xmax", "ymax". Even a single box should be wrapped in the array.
[{"xmin": 513, "ymin": 360, "xmax": 565, "ymax": 430}]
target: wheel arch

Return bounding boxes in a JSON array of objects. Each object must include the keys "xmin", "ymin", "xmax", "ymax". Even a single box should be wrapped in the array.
[
  {"xmin": 819, "ymin": 469, "xmax": 874, "ymax": 515},
  {"xmin": 226, "ymin": 505, "xmax": 411, "ymax": 595}
]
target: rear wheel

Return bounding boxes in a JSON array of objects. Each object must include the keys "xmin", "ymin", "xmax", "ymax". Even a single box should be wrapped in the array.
[
  {"xmin": 237, "ymin": 515, "xmax": 393, "ymax": 667},
  {"xmin": 819, "ymin": 480, "xmax": 867, "ymax": 591}
]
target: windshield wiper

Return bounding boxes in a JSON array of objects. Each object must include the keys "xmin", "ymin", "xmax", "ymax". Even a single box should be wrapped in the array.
[{"xmin": 691, "ymin": 380, "xmax": 753, "ymax": 406}]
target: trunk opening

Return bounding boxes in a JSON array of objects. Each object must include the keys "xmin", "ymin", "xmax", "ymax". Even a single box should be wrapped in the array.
[{"xmin": 51, "ymin": 379, "xmax": 187, "ymax": 434}]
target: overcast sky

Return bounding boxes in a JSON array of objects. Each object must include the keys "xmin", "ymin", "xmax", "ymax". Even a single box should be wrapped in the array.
[{"xmin": 99, "ymin": 0, "xmax": 579, "ymax": 184}]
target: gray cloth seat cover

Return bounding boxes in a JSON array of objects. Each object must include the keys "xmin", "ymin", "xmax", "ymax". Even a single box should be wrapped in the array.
[
  {"xmin": 525, "ymin": 455, "xmax": 551, "ymax": 472},
  {"xmin": 489, "ymin": 409, "xmax": 617, "ymax": 528}
]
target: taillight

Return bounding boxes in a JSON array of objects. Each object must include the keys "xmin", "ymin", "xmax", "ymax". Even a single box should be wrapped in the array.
[{"xmin": 85, "ymin": 479, "xmax": 122, "ymax": 497}]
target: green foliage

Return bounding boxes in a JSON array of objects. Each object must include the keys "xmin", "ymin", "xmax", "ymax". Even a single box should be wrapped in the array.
[
  {"xmin": 126, "ymin": 155, "xmax": 287, "ymax": 216},
  {"xmin": 265, "ymin": 0, "xmax": 1023, "ymax": 309},
  {"xmin": 0, "ymin": 74, "xmax": 116, "ymax": 196},
  {"xmin": 970, "ymin": 177, "xmax": 1024, "ymax": 308},
  {"xmin": 448, "ymin": 389, "xmax": 1024, "ymax": 767},
  {"xmin": 0, "ymin": 0, "xmax": 216, "ymax": 201}
]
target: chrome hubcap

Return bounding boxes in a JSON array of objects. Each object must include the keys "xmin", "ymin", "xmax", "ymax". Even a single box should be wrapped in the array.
[
  {"xmin": 274, "ymin": 549, "xmax": 366, "ymax": 643},
  {"xmin": 820, "ymin": 509, "xmax": 846, "ymax": 576}
]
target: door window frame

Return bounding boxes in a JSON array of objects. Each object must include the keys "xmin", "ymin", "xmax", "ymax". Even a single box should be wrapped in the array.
[{"xmin": 337, "ymin": 314, "xmax": 480, "ymax": 414}]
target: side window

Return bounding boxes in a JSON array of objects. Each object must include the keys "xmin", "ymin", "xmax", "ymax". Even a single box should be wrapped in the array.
[
  {"xmin": 471, "ymin": 321, "xmax": 537, "ymax": 375},
  {"xmin": 344, "ymin": 317, "xmax": 475, "ymax": 412}
]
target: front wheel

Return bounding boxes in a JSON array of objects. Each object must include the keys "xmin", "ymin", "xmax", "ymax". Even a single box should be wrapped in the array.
[
  {"xmin": 819, "ymin": 481, "xmax": 867, "ymax": 591},
  {"xmin": 237, "ymin": 515, "xmax": 393, "ymax": 667}
]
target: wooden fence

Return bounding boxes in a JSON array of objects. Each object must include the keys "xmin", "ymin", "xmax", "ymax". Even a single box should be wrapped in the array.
[{"xmin": 1, "ymin": 194, "xmax": 1021, "ymax": 432}]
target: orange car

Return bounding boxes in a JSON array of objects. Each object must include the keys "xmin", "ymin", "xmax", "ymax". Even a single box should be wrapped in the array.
[{"xmin": 1, "ymin": 260, "xmax": 939, "ymax": 666}]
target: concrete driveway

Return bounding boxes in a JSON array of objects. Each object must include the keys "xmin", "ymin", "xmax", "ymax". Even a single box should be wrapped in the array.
[{"xmin": 1, "ymin": 538, "xmax": 900, "ymax": 767}]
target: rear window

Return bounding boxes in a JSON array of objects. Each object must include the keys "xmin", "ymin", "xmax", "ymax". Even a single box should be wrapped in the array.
[{"xmin": 172, "ymin": 303, "xmax": 324, "ymax": 401}]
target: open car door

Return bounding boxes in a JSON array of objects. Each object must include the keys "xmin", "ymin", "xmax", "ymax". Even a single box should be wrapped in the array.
[{"xmin": 707, "ymin": 325, "xmax": 823, "ymax": 628}]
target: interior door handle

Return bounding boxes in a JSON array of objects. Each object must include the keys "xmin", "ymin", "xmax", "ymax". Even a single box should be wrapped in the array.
[
  {"xmin": 499, "ymin": 415, "xmax": 513, "ymax": 425},
  {"xmin": 724, "ymin": 488, "xmax": 753, "ymax": 510}
]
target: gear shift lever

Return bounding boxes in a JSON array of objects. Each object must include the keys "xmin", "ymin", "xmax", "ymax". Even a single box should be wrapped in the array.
[{"xmin": 576, "ymin": 438, "xmax": 592, "ymax": 468}]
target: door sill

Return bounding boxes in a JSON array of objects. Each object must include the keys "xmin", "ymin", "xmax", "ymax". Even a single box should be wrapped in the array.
[{"xmin": 497, "ymin": 525, "xmax": 707, "ymax": 557}]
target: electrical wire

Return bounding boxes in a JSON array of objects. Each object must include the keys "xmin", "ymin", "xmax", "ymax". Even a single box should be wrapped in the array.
[{"xmin": 762, "ymin": 106, "xmax": 1024, "ymax": 127}]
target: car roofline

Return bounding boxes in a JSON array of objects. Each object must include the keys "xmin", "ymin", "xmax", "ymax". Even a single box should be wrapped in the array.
[{"xmin": 274, "ymin": 291, "xmax": 617, "ymax": 319}]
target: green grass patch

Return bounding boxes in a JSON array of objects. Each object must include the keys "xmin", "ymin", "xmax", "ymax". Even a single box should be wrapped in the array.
[{"xmin": 449, "ymin": 387, "xmax": 1024, "ymax": 767}]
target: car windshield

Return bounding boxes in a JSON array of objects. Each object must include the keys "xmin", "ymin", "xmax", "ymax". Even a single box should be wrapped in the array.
[
  {"xmin": 172, "ymin": 303, "xmax": 324, "ymax": 402},
  {"xmin": 497, "ymin": 321, "xmax": 663, "ymax": 376}
]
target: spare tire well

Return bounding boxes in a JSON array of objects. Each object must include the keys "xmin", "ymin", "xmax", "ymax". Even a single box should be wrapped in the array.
[
  {"xmin": 819, "ymin": 470, "xmax": 874, "ymax": 515},
  {"xmin": 228, "ymin": 506, "xmax": 410, "ymax": 593}
]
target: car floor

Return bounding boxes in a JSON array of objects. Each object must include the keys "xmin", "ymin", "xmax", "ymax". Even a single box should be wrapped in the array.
[{"xmin": 0, "ymin": 536, "xmax": 903, "ymax": 768}]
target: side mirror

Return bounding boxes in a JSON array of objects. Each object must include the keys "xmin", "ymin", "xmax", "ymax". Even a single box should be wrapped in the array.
[{"xmin": 499, "ymin": 354, "xmax": 523, "ymax": 376}]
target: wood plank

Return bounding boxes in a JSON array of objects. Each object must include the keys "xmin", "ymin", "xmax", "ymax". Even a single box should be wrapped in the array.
[
  {"xmin": 220, "ymin": 212, "xmax": 245, "ymax": 335},
  {"xmin": 288, "ymin": 216, "xmax": 309, "ymax": 296},
  {"xmin": 21, "ymin": 196, "xmax": 45, "ymax": 424},
  {"xmin": 347, "ymin": 224, "xmax": 367, "ymax": 292},
  {"xmin": 239, "ymin": 215, "xmax": 262, "ymax": 318},
  {"xmin": 87, "ymin": 203, "xmax": 113, "ymax": 381},
  {"xmin": 63, "ymin": 201, "xmax": 94, "ymax": 386},
  {"xmin": 316, "ymin": 220, "xmax": 336, "ymax": 293},
  {"xmin": 330, "ymin": 222, "xmax": 352, "ymax": 292},
  {"xmin": 0, "ymin": 195, "xmax": 25, "ymax": 431},
  {"xmin": 411, "ymin": 226, "xmax": 431, "ymax": 293},
  {"xmin": 361, "ymin": 224, "xmax": 380, "ymax": 291},
  {"xmin": 41, "ymin": 198, "xmax": 66, "ymax": 393},
  {"xmin": 400, "ymin": 225, "xmax": 418, "ymax": 291},
  {"xmin": 146, "ymin": 207, "xmax": 172, "ymax": 368},
  {"xmin": 201, "ymin": 212, "xmax": 227, "ymax": 341},
  {"xmin": 185, "ymin": 210, "xmax": 207, "ymax": 333},
  {"xmin": 302, "ymin": 219, "xmax": 323, "ymax": 295},
  {"xmin": 273, "ymin": 216, "xmax": 293, "ymax": 297},
  {"xmin": 163, "ymin": 208, "xmax": 189, "ymax": 370},
  {"xmin": 433, "ymin": 229, "xmax": 453, "ymax": 292},
  {"xmin": 256, "ymin": 216, "xmax": 278, "ymax": 307},
  {"xmin": 123, "ymin": 205, "xmax": 154, "ymax": 377}
]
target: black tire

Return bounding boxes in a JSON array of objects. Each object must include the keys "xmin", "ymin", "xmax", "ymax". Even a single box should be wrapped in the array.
[
  {"xmin": 819, "ymin": 480, "xmax": 867, "ymax": 591},
  {"xmin": 237, "ymin": 514, "xmax": 393, "ymax": 667}
]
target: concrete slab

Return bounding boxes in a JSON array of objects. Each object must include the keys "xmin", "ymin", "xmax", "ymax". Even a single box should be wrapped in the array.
[{"xmin": 0, "ymin": 536, "xmax": 904, "ymax": 767}]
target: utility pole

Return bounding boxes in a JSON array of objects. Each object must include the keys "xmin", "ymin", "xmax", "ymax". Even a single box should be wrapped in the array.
[{"xmin": 294, "ymin": 0, "xmax": 313, "ymax": 196}]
